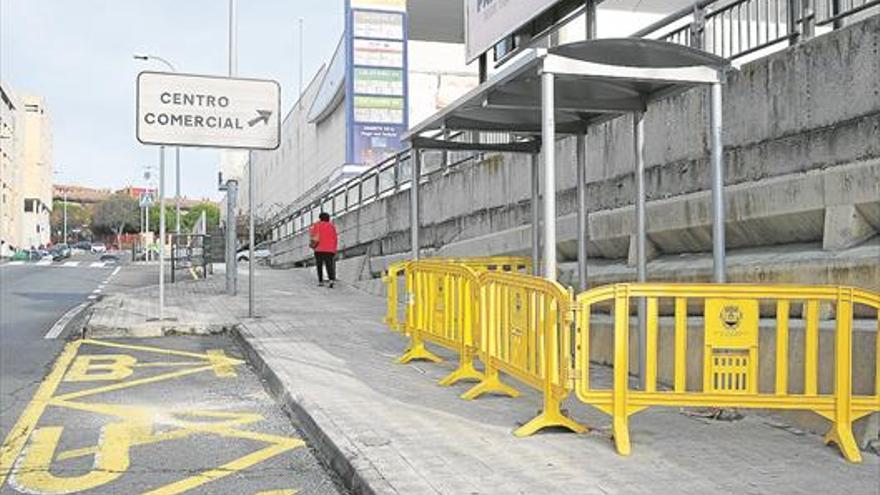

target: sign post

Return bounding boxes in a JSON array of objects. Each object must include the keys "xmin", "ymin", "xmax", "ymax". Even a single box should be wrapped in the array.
[{"xmin": 137, "ymin": 71, "xmax": 280, "ymax": 322}]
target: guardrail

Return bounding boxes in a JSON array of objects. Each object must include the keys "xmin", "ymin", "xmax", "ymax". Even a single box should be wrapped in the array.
[
  {"xmin": 573, "ymin": 283, "xmax": 880, "ymax": 463},
  {"xmin": 383, "ymin": 262, "xmax": 880, "ymax": 463}
]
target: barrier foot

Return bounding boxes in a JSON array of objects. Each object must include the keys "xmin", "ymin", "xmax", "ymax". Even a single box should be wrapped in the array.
[
  {"xmin": 438, "ymin": 362, "xmax": 483, "ymax": 386},
  {"xmin": 513, "ymin": 409, "xmax": 588, "ymax": 437},
  {"xmin": 824, "ymin": 423, "xmax": 862, "ymax": 463},
  {"xmin": 396, "ymin": 342, "xmax": 442, "ymax": 364},
  {"xmin": 612, "ymin": 416, "xmax": 632, "ymax": 456},
  {"xmin": 460, "ymin": 372, "xmax": 519, "ymax": 400}
]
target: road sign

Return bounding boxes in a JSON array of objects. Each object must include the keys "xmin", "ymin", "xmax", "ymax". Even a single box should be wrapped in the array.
[
  {"xmin": 464, "ymin": 0, "xmax": 563, "ymax": 63},
  {"xmin": 139, "ymin": 192, "xmax": 154, "ymax": 207},
  {"xmin": 136, "ymin": 71, "xmax": 281, "ymax": 150}
]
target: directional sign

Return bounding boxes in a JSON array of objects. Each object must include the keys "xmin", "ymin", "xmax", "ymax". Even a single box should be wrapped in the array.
[{"xmin": 136, "ymin": 71, "xmax": 280, "ymax": 150}]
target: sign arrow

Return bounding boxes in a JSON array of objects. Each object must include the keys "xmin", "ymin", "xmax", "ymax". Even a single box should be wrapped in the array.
[{"xmin": 247, "ymin": 110, "xmax": 272, "ymax": 127}]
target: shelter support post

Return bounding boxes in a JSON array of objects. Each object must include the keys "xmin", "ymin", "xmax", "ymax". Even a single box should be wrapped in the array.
[
  {"xmin": 585, "ymin": 1, "xmax": 597, "ymax": 40},
  {"xmin": 710, "ymin": 82, "xmax": 726, "ymax": 283},
  {"xmin": 540, "ymin": 71, "xmax": 556, "ymax": 280},
  {"xmin": 634, "ymin": 111, "xmax": 647, "ymax": 390},
  {"xmin": 411, "ymin": 148, "xmax": 421, "ymax": 260},
  {"xmin": 576, "ymin": 134, "xmax": 588, "ymax": 292},
  {"xmin": 531, "ymin": 153, "xmax": 540, "ymax": 276}
]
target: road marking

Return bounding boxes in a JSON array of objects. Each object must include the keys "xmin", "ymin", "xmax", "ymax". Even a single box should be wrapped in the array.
[
  {"xmin": 92, "ymin": 289, "xmax": 101, "ymax": 294},
  {"xmin": 0, "ymin": 340, "xmax": 81, "ymax": 488},
  {"xmin": 1, "ymin": 339, "xmax": 305, "ymax": 494},
  {"xmin": 111, "ymin": 266, "xmax": 121, "ymax": 276},
  {"xmin": 62, "ymin": 261, "xmax": 80, "ymax": 267},
  {"xmin": 36, "ymin": 260, "xmax": 51, "ymax": 266},
  {"xmin": 6, "ymin": 261, "xmax": 23, "ymax": 266},
  {"xmin": 87, "ymin": 295, "xmax": 98, "ymax": 300},
  {"xmin": 90, "ymin": 262, "xmax": 106, "ymax": 268},
  {"xmin": 44, "ymin": 301, "xmax": 91, "ymax": 339}
]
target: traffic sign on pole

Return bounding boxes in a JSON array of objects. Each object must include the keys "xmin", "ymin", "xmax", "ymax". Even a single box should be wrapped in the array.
[
  {"xmin": 136, "ymin": 71, "xmax": 281, "ymax": 150},
  {"xmin": 139, "ymin": 191, "xmax": 154, "ymax": 207}
]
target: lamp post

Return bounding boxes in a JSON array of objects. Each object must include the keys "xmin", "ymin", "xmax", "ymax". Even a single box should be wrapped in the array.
[
  {"xmin": 133, "ymin": 54, "xmax": 181, "ymax": 236},
  {"xmin": 53, "ymin": 169, "xmax": 67, "ymax": 244}
]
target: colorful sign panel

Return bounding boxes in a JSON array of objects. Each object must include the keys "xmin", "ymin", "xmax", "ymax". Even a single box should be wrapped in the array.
[{"xmin": 345, "ymin": 0, "xmax": 408, "ymax": 166}]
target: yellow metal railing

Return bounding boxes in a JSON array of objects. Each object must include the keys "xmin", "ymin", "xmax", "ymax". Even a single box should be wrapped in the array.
[
  {"xmin": 574, "ymin": 283, "xmax": 880, "ymax": 463},
  {"xmin": 381, "ymin": 261, "xmax": 409, "ymax": 332},
  {"xmin": 396, "ymin": 261, "xmax": 484, "ymax": 386},
  {"xmin": 461, "ymin": 271, "xmax": 586, "ymax": 436}
]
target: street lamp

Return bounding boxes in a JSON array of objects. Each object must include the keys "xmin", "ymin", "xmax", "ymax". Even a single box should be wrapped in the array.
[
  {"xmin": 133, "ymin": 54, "xmax": 182, "ymax": 237},
  {"xmin": 53, "ymin": 169, "xmax": 67, "ymax": 244}
]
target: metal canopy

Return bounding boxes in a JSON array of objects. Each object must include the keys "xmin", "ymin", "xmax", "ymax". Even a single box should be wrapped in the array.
[{"xmin": 405, "ymin": 38, "xmax": 730, "ymax": 139}]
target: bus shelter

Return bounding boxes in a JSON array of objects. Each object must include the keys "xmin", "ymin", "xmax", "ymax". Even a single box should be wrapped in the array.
[{"xmin": 403, "ymin": 38, "xmax": 732, "ymax": 288}]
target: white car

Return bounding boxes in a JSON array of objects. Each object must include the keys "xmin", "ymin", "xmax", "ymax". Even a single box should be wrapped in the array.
[
  {"xmin": 91, "ymin": 243, "xmax": 107, "ymax": 254},
  {"xmin": 236, "ymin": 242, "xmax": 271, "ymax": 263}
]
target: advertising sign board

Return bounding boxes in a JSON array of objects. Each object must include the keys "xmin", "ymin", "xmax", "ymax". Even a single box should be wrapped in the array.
[{"xmin": 465, "ymin": 0, "xmax": 563, "ymax": 63}]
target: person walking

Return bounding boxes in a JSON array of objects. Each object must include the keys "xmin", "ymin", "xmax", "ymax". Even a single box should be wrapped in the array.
[{"xmin": 309, "ymin": 212, "xmax": 338, "ymax": 288}]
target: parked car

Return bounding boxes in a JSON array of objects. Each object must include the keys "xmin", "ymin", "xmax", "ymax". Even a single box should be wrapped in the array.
[
  {"xmin": 51, "ymin": 244, "xmax": 71, "ymax": 261},
  {"xmin": 100, "ymin": 253, "xmax": 120, "ymax": 263},
  {"xmin": 91, "ymin": 242, "xmax": 107, "ymax": 254},
  {"xmin": 74, "ymin": 241, "xmax": 92, "ymax": 251},
  {"xmin": 236, "ymin": 242, "xmax": 271, "ymax": 263}
]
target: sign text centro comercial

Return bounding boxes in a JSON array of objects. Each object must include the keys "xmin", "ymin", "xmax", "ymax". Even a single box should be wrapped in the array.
[{"xmin": 136, "ymin": 71, "xmax": 280, "ymax": 150}]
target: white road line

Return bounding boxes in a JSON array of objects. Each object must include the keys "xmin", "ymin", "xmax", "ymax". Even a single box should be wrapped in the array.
[
  {"xmin": 44, "ymin": 301, "xmax": 90, "ymax": 339},
  {"xmin": 87, "ymin": 295, "xmax": 97, "ymax": 300},
  {"xmin": 111, "ymin": 266, "xmax": 121, "ymax": 276},
  {"xmin": 62, "ymin": 261, "xmax": 80, "ymax": 267},
  {"xmin": 90, "ymin": 262, "xmax": 106, "ymax": 268},
  {"xmin": 92, "ymin": 289, "xmax": 101, "ymax": 294},
  {"xmin": 7, "ymin": 261, "xmax": 24, "ymax": 266},
  {"xmin": 36, "ymin": 260, "xmax": 51, "ymax": 266}
]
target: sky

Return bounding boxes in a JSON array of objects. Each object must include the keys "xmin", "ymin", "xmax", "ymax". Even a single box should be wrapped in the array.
[{"xmin": 1, "ymin": 0, "xmax": 344, "ymax": 201}]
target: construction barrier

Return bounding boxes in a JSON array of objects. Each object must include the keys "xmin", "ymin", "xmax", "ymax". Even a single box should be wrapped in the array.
[
  {"xmin": 382, "ymin": 261, "xmax": 409, "ymax": 332},
  {"xmin": 573, "ymin": 283, "xmax": 880, "ymax": 463},
  {"xmin": 462, "ymin": 271, "xmax": 586, "ymax": 437},
  {"xmin": 395, "ymin": 261, "xmax": 484, "ymax": 386}
]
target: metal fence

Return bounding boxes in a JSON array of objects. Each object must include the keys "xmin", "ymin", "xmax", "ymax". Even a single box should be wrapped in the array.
[{"xmin": 267, "ymin": 0, "xmax": 879, "ymax": 243}]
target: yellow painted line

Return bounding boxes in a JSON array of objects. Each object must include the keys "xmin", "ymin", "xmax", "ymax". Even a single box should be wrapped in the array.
[
  {"xmin": 135, "ymin": 361, "xmax": 206, "ymax": 368},
  {"xmin": 80, "ymin": 338, "xmax": 244, "ymax": 365},
  {"xmin": 142, "ymin": 432, "xmax": 305, "ymax": 495},
  {"xmin": 52, "ymin": 365, "xmax": 215, "ymax": 401},
  {"xmin": 256, "ymin": 490, "xmax": 297, "ymax": 495},
  {"xmin": 207, "ymin": 349, "xmax": 237, "ymax": 377},
  {"xmin": 0, "ymin": 340, "xmax": 81, "ymax": 489}
]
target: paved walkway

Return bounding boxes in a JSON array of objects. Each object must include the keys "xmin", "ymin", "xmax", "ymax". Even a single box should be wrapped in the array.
[{"xmin": 86, "ymin": 267, "xmax": 880, "ymax": 494}]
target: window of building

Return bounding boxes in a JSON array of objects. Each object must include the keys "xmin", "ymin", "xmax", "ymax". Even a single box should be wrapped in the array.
[{"xmin": 24, "ymin": 198, "xmax": 34, "ymax": 212}]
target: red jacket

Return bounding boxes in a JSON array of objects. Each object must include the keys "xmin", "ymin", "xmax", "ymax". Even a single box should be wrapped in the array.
[{"xmin": 309, "ymin": 221, "xmax": 338, "ymax": 253}]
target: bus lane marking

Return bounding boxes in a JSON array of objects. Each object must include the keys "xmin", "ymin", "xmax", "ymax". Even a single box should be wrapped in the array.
[{"xmin": 1, "ymin": 339, "xmax": 307, "ymax": 495}]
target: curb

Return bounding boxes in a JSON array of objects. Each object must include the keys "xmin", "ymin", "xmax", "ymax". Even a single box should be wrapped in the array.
[{"xmin": 230, "ymin": 326, "xmax": 382, "ymax": 495}]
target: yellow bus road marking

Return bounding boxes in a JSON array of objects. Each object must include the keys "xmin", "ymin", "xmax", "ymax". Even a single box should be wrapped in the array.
[
  {"xmin": 1, "ymin": 338, "xmax": 307, "ymax": 494},
  {"xmin": 0, "ymin": 340, "xmax": 82, "ymax": 489}
]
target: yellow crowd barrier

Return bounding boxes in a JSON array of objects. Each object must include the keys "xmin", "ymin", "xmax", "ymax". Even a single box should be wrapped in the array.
[
  {"xmin": 461, "ymin": 271, "xmax": 586, "ymax": 436},
  {"xmin": 395, "ymin": 261, "xmax": 484, "ymax": 386},
  {"xmin": 382, "ymin": 261, "xmax": 409, "ymax": 332},
  {"xmin": 574, "ymin": 283, "xmax": 880, "ymax": 463}
]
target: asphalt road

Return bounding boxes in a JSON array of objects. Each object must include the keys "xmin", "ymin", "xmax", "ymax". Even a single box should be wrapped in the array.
[{"xmin": 0, "ymin": 257, "xmax": 345, "ymax": 494}]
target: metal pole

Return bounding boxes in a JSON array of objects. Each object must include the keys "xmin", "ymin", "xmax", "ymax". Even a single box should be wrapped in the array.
[
  {"xmin": 411, "ymin": 148, "xmax": 421, "ymax": 260},
  {"xmin": 585, "ymin": 0, "xmax": 597, "ymax": 40},
  {"xmin": 576, "ymin": 134, "xmax": 588, "ymax": 292},
  {"xmin": 225, "ymin": 181, "xmax": 238, "ymax": 295},
  {"xmin": 530, "ymin": 153, "xmax": 540, "ymax": 276},
  {"xmin": 248, "ymin": 158, "xmax": 255, "ymax": 317},
  {"xmin": 159, "ymin": 146, "xmax": 166, "ymax": 321},
  {"xmin": 175, "ymin": 147, "xmax": 181, "ymax": 235},
  {"xmin": 541, "ymin": 71, "xmax": 556, "ymax": 280},
  {"xmin": 62, "ymin": 189, "xmax": 68, "ymax": 244},
  {"xmin": 710, "ymin": 82, "xmax": 726, "ymax": 283},
  {"xmin": 634, "ymin": 112, "xmax": 647, "ymax": 390},
  {"xmin": 228, "ymin": 0, "xmax": 237, "ymax": 77}
]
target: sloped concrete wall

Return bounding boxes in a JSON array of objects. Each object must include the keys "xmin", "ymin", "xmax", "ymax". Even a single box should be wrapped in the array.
[{"xmin": 271, "ymin": 15, "xmax": 880, "ymax": 289}]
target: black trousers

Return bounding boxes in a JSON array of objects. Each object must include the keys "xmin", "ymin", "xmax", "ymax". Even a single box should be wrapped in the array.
[{"xmin": 315, "ymin": 252, "xmax": 336, "ymax": 282}]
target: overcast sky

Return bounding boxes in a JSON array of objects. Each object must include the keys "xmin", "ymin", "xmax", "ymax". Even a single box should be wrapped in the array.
[{"xmin": 1, "ymin": 0, "xmax": 344, "ymax": 201}]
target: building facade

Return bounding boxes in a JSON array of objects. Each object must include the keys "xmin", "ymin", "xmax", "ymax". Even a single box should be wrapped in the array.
[
  {"xmin": 18, "ymin": 93, "xmax": 53, "ymax": 249},
  {"xmin": 0, "ymin": 84, "xmax": 22, "ymax": 256}
]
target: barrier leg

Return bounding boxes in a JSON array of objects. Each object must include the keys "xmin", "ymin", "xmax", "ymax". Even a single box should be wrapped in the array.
[
  {"xmin": 514, "ymin": 390, "xmax": 587, "ymax": 437},
  {"xmin": 438, "ymin": 352, "xmax": 483, "ymax": 386},
  {"xmin": 461, "ymin": 367, "xmax": 519, "ymax": 400},
  {"xmin": 612, "ymin": 414, "xmax": 632, "ymax": 456},
  {"xmin": 824, "ymin": 422, "xmax": 861, "ymax": 463},
  {"xmin": 396, "ymin": 334, "xmax": 442, "ymax": 364}
]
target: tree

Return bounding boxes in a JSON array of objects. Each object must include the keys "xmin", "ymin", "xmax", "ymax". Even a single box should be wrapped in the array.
[
  {"xmin": 182, "ymin": 202, "xmax": 220, "ymax": 232},
  {"xmin": 50, "ymin": 201, "xmax": 92, "ymax": 242},
  {"xmin": 93, "ymin": 194, "xmax": 139, "ymax": 245}
]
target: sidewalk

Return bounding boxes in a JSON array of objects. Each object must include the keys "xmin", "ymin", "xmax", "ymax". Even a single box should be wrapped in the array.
[{"xmin": 87, "ymin": 266, "xmax": 880, "ymax": 494}]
